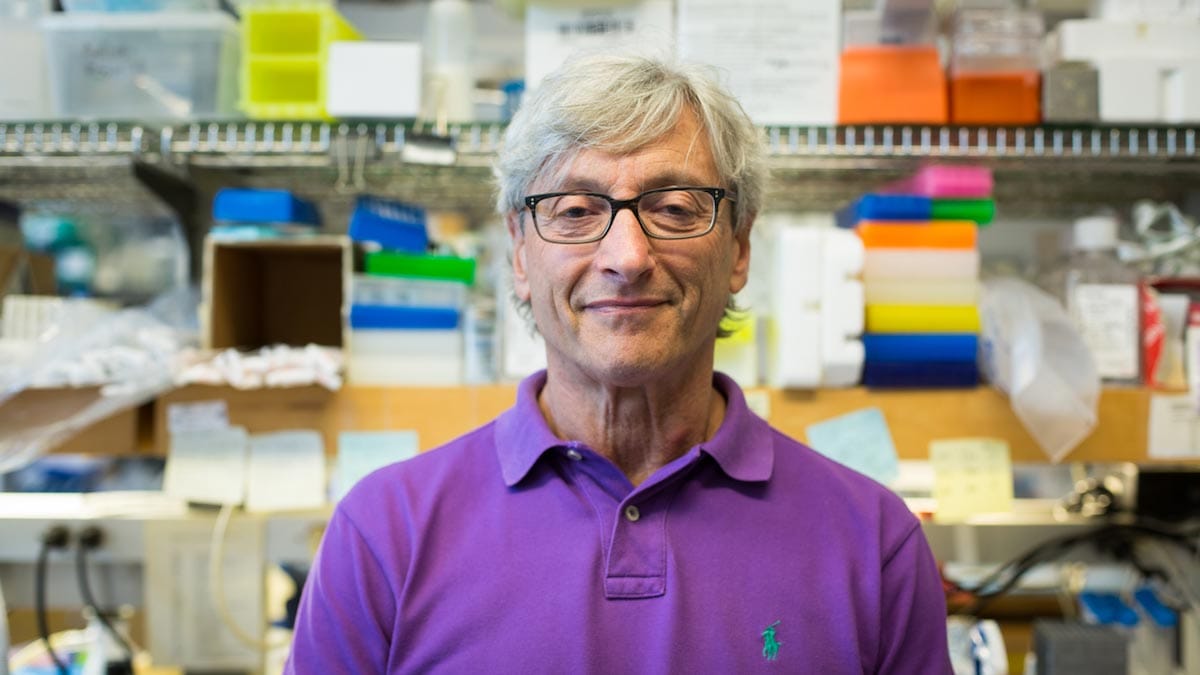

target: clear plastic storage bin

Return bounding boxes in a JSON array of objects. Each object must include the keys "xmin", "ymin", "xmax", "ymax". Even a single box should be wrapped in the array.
[
  {"xmin": 41, "ymin": 12, "xmax": 239, "ymax": 119},
  {"xmin": 351, "ymin": 274, "xmax": 467, "ymax": 309},
  {"xmin": 62, "ymin": 0, "xmax": 217, "ymax": 11}
]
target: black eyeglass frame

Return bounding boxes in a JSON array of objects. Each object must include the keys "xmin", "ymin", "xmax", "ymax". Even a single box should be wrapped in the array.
[{"xmin": 522, "ymin": 186, "xmax": 735, "ymax": 245}]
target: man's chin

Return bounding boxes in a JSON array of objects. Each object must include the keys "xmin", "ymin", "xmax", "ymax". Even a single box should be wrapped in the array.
[{"xmin": 579, "ymin": 349, "xmax": 681, "ymax": 388}]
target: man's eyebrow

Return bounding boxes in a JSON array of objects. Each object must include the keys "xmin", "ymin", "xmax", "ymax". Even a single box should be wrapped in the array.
[{"xmin": 555, "ymin": 172, "xmax": 716, "ymax": 194}]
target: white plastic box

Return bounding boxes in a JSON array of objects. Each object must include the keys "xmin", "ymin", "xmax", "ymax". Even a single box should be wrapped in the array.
[
  {"xmin": 327, "ymin": 42, "xmax": 422, "ymax": 119},
  {"xmin": 1055, "ymin": 20, "xmax": 1200, "ymax": 61},
  {"xmin": 1095, "ymin": 58, "xmax": 1200, "ymax": 123},
  {"xmin": 41, "ymin": 12, "xmax": 239, "ymax": 119},
  {"xmin": 348, "ymin": 329, "xmax": 464, "ymax": 386},
  {"xmin": 0, "ymin": 0, "xmax": 51, "ymax": 119}
]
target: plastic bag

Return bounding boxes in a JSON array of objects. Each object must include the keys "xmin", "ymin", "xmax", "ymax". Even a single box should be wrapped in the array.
[
  {"xmin": 0, "ymin": 287, "xmax": 198, "ymax": 474},
  {"xmin": 979, "ymin": 277, "xmax": 1100, "ymax": 462}
]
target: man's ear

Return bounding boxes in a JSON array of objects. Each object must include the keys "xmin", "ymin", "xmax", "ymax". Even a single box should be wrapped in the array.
[
  {"xmin": 729, "ymin": 214, "xmax": 754, "ymax": 295},
  {"xmin": 507, "ymin": 211, "xmax": 532, "ymax": 302}
]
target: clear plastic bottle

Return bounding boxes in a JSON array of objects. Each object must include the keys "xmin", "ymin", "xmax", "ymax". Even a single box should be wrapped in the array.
[
  {"xmin": 422, "ymin": 0, "xmax": 475, "ymax": 127},
  {"xmin": 1043, "ymin": 215, "xmax": 1143, "ymax": 385}
]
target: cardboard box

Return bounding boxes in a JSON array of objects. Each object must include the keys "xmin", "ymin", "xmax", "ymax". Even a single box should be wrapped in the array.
[
  {"xmin": 154, "ymin": 384, "xmax": 337, "ymax": 455},
  {"xmin": 203, "ymin": 236, "xmax": 350, "ymax": 350},
  {"xmin": 153, "ymin": 382, "xmax": 520, "ymax": 456},
  {"xmin": 0, "ymin": 386, "xmax": 145, "ymax": 456},
  {"xmin": 0, "ymin": 244, "xmax": 56, "ymax": 302}
]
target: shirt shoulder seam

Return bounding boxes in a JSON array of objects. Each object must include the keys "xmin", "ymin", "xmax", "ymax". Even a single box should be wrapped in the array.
[
  {"xmin": 339, "ymin": 507, "xmax": 402, "ymax": 600},
  {"xmin": 881, "ymin": 518, "xmax": 922, "ymax": 570}
]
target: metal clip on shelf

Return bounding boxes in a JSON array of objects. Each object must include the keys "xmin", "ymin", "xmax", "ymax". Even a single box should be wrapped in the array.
[{"xmin": 0, "ymin": 122, "xmax": 148, "ymax": 157}]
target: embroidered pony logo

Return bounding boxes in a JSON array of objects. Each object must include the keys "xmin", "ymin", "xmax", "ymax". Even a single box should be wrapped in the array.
[{"xmin": 761, "ymin": 620, "xmax": 781, "ymax": 661}]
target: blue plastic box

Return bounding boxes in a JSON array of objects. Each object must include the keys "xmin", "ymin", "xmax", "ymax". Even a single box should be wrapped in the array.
[
  {"xmin": 348, "ymin": 196, "xmax": 428, "ymax": 253},
  {"xmin": 212, "ymin": 188, "xmax": 321, "ymax": 226},
  {"xmin": 349, "ymin": 304, "xmax": 460, "ymax": 330}
]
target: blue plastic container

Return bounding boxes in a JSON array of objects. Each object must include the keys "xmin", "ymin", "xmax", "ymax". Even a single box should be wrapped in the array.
[
  {"xmin": 862, "ymin": 333, "xmax": 979, "ymax": 363},
  {"xmin": 1080, "ymin": 592, "xmax": 1140, "ymax": 628},
  {"xmin": 212, "ymin": 188, "xmax": 321, "ymax": 227},
  {"xmin": 349, "ymin": 304, "xmax": 460, "ymax": 330},
  {"xmin": 862, "ymin": 360, "xmax": 979, "ymax": 388},
  {"xmin": 347, "ymin": 196, "xmax": 428, "ymax": 253}
]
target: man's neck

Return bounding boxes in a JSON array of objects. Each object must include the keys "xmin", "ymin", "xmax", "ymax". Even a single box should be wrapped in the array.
[{"xmin": 537, "ymin": 360, "xmax": 726, "ymax": 486}]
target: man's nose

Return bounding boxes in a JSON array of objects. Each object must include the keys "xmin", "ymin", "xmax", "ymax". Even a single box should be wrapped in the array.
[{"xmin": 595, "ymin": 207, "xmax": 655, "ymax": 281}]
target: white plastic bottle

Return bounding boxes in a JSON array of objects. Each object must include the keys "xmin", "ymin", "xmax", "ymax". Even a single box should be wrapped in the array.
[
  {"xmin": 1047, "ymin": 215, "xmax": 1143, "ymax": 385},
  {"xmin": 422, "ymin": 0, "xmax": 475, "ymax": 126}
]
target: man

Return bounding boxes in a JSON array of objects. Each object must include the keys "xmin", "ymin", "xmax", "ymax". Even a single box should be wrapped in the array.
[{"xmin": 286, "ymin": 53, "xmax": 952, "ymax": 673}]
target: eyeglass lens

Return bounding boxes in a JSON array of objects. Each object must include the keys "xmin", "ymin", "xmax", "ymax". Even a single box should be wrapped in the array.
[{"xmin": 533, "ymin": 188, "xmax": 716, "ymax": 242}]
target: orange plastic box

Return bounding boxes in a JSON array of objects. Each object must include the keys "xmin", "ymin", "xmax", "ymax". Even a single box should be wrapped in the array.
[
  {"xmin": 856, "ymin": 221, "xmax": 978, "ymax": 249},
  {"xmin": 838, "ymin": 46, "xmax": 948, "ymax": 124},
  {"xmin": 950, "ymin": 70, "xmax": 1040, "ymax": 125}
]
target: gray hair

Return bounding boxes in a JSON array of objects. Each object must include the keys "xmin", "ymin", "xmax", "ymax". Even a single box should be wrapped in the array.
[
  {"xmin": 496, "ymin": 52, "xmax": 766, "ymax": 229},
  {"xmin": 495, "ymin": 52, "xmax": 767, "ymax": 336}
]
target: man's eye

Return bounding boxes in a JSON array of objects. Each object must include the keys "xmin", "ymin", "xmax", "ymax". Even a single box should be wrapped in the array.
[{"xmin": 558, "ymin": 206, "xmax": 596, "ymax": 219}]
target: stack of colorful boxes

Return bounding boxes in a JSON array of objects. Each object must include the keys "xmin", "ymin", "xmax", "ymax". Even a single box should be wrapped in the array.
[
  {"xmin": 842, "ymin": 165, "xmax": 995, "ymax": 388},
  {"xmin": 347, "ymin": 196, "xmax": 475, "ymax": 386}
]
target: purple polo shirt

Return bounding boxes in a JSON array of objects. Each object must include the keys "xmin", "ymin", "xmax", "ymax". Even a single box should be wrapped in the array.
[{"xmin": 286, "ymin": 371, "xmax": 952, "ymax": 674}]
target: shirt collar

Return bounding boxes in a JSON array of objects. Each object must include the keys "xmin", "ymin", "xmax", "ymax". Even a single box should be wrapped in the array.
[
  {"xmin": 702, "ymin": 372, "xmax": 775, "ymax": 483},
  {"xmin": 495, "ymin": 370, "xmax": 562, "ymax": 487},
  {"xmin": 494, "ymin": 369, "xmax": 775, "ymax": 487}
]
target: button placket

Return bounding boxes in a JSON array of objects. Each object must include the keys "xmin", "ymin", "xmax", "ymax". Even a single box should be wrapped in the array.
[{"xmin": 604, "ymin": 497, "xmax": 665, "ymax": 598}]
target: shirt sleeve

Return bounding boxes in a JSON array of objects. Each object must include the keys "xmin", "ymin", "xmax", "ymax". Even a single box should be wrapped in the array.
[
  {"xmin": 875, "ymin": 522, "xmax": 954, "ymax": 675},
  {"xmin": 284, "ymin": 508, "xmax": 398, "ymax": 674}
]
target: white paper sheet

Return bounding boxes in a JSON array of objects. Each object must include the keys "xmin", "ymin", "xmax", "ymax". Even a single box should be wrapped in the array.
[
  {"xmin": 677, "ymin": 0, "xmax": 841, "ymax": 125},
  {"xmin": 245, "ymin": 430, "xmax": 327, "ymax": 513},
  {"xmin": 526, "ymin": 1, "xmax": 676, "ymax": 90},
  {"xmin": 1148, "ymin": 394, "xmax": 1200, "ymax": 459},
  {"xmin": 163, "ymin": 427, "xmax": 248, "ymax": 506}
]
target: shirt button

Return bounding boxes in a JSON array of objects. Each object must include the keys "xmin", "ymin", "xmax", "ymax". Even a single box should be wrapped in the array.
[
  {"xmin": 624, "ymin": 505, "xmax": 641, "ymax": 522},
  {"xmin": 565, "ymin": 449, "xmax": 583, "ymax": 461}
]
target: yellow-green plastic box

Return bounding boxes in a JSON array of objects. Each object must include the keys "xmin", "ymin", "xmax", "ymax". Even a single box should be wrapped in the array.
[{"xmin": 241, "ymin": 3, "xmax": 362, "ymax": 119}]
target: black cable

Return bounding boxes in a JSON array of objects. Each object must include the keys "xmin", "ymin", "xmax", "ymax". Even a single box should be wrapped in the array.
[
  {"xmin": 36, "ymin": 527, "xmax": 71, "ymax": 675},
  {"xmin": 952, "ymin": 520, "xmax": 1200, "ymax": 616},
  {"xmin": 216, "ymin": 0, "xmax": 239, "ymax": 20},
  {"xmin": 75, "ymin": 526, "xmax": 135, "ymax": 674}
]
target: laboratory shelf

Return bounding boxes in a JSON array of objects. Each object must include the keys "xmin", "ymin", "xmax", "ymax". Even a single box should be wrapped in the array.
[
  {"xmin": 139, "ymin": 382, "xmax": 1165, "ymax": 465},
  {"xmin": 767, "ymin": 124, "xmax": 1200, "ymax": 164},
  {"xmin": 159, "ymin": 120, "xmax": 1200, "ymax": 166},
  {"xmin": 4, "ymin": 119, "xmax": 1197, "ymax": 218},
  {"xmin": 5, "ymin": 120, "xmax": 1198, "ymax": 166},
  {"xmin": 0, "ymin": 121, "xmax": 150, "ymax": 157}
]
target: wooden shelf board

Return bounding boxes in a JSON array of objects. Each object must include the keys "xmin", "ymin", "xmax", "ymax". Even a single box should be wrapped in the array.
[{"xmin": 141, "ymin": 383, "xmax": 1173, "ymax": 465}]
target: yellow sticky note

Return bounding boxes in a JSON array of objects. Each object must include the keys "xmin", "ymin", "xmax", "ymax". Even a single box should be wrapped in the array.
[{"xmin": 930, "ymin": 438, "xmax": 1014, "ymax": 523}]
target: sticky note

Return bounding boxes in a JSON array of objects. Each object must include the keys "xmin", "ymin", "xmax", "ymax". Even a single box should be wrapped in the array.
[
  {"xmin": 335, "ymin": 431, "xmax": 420, "ymax": 500},
  {"xmin": 163, "ymin": 427, "xmax": 248, "ymax": 506},
  {"xmin": 930, "ymin": 438, "xmax": 1014, "ymax": 523},
  {"xmin": 166, "ymin": 400, "xmax": 230, "ymax": 434},
  {"xmin": 245, "ymin": 431, "xmax": 327, "ymax": 513},
  {"xmin": 1148, "ymin": 394, "xmax": 1200, "ymax": 459},
  {"xmin": 805, "ymin": 407, "xmax": 900, "ymax": 486}
]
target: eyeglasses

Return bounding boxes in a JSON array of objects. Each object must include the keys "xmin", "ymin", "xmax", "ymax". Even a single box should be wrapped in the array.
[{"xmin": 523, "ymin": 186, "xmax": 734, "ymax": 244}]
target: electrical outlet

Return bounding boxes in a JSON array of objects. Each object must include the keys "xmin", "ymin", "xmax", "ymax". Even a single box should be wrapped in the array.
[{"xmin": 143, "ymin": 517, "xmax": 265, "ymax": 671}]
